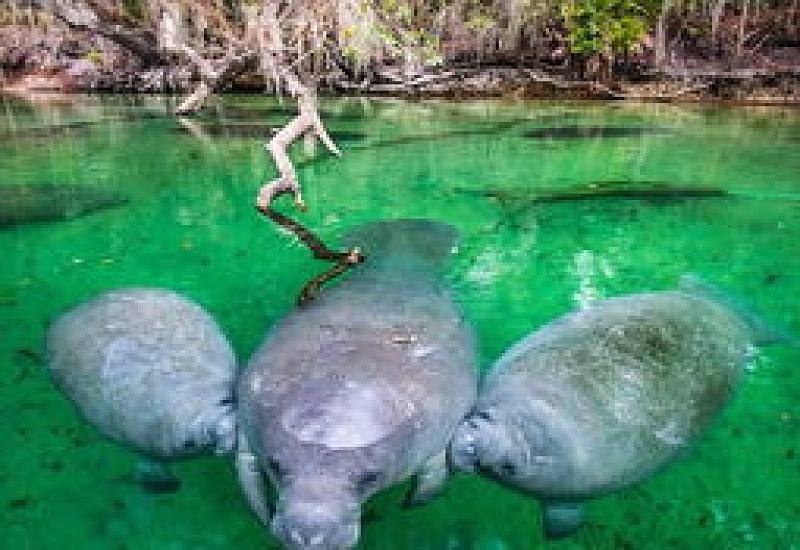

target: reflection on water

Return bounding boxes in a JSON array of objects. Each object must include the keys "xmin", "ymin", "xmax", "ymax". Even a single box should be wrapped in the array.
[{"xmin": 1, "ymin": 93, "xmax": 799, "ymax": 549}]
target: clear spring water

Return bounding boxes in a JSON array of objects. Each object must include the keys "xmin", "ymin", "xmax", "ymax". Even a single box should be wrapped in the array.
[{"xmin": 1, "ymin": 93, "xmax": 798, "ymax": 549}]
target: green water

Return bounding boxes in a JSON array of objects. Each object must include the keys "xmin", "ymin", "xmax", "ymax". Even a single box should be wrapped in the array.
[{"xmin": 1, "ymin": 93, "xmax": 798, "ymax": 549}]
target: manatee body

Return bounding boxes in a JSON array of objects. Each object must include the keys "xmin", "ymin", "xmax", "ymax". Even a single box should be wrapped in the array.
[
  {"xmin": 450, "ymin": 278, "xmax": 773, "ymax": 539},
  {"xmin": 47, "ymin": 288, "xmax": 237, "ymax": 488},
  {"xmin": 236, "ymin": 220, "xmax": 478, "ymax": 549},
  {"xmin": 0, "ymin": 184, "xmax": 129, "ymax": 228}
]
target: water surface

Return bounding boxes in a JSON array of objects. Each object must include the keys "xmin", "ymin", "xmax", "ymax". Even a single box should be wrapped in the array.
[{"xmin": 1, "ymin": 93, "xmax": 798, "ymax": 549}]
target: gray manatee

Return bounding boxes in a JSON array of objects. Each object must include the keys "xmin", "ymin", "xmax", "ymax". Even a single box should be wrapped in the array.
[
  {"xmin": 450, "ymin": 276, "xmax": 792, "ymax": 539},
  {"xmin": 47, "ymin": 288, "xmax": 237, "ymax": 490},
  {"xmin": 0, "ymin": 183, "xmax": 129, "ymax": 229},
  {"xmin": 236, "ymin": 219, "xmax": 478, "ymax": 549}
]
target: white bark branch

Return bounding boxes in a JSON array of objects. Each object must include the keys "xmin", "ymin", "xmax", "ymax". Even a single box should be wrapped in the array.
[
  {"xmin": 256, "ymin": 69, "xmax": 341, "ymax": 211},
  {"xmin": 173, "ymin": 48, "xmax": 257, "ymax": 115}
]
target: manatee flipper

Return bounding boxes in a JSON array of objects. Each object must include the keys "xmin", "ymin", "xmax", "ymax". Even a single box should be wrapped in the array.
[
  {"xmin": 401, "ymin": 450, "xmax": 449, "ymax": 508},
  {"xmin": 235, "ymin": 431, "xmax": 273, "ymax": 525},
  {"xmin": 134, "ymin": 457, "xmax": 180, "ymax": 494},
  {"xmin": 678, "ymin": 274, "xmax": 800, "ymax": 346},
  {"xmin": 542, "ymin": 501, "xmax": 585, "ymax": 540}
]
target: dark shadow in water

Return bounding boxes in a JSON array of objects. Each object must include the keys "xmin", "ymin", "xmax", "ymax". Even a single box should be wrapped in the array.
[
  {"xmin": 200, "ymin": 104, "xmax": 367, "ymax": 122},
  {"xmin": 456, "ymin": 180, "xmax": 730, "ymax": 206},
  {"xmin": 523, "ymin": 125, "xmax": 670, "ymax": 139},
  {"xmin": 107, "ymin": 112, "xmax": 171, "ymax": 122},
  {"xmin": 296, "ymin": 119, "xmax": 524, "ymax": 169},
  {"xmin": 0, "ymin": 121, "xmax": 94, "ymax": 142},
  {"xmin": 173, "ymin": 123, "xmax": 367, "ymax": 143},
  {"xmin": 457, "ymin": 180, "xmax": 735, "ymax": 232},
  {"xmin": 1, "ymin": 113, "xmax": 172, "ymax": 142},
  {"xmin": 0, "ymin": 184, "xmax": 130, "ymax": 228}
]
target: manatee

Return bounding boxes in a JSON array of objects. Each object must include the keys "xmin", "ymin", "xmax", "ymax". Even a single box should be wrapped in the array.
[
  {"xmin": 0, "ymin": 183, "xmax": 129, "ymax": 229},
  {"xmin": 523, "ymin": 125, "xmax": 669, "ymax": 140},
  {"xmin": 449, "ymin": 276, "xmax": 793, "ymax": 540},
  {"xmin": 236, "ymin": 219, "xmax": 478, "ymax": 549},
  {"xmin": 47, "ymin": 288, "xmax": 237, "ymax": 492}
]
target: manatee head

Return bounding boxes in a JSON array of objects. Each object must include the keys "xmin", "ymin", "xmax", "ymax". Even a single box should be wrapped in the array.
[
  {"xmin": 261, "ymin": 380, "xmax": 412, "ymax": 549},
  {"xmin": 449, "ymin": 401, "xmax": 573, "ymax": 497},
  {"xmin": 269, "ymin": 475, "xmax": 361, "ymax": 550},
  {"xmin": 178, "ymin": 397, "xmax": 237, "ymax": 457}
]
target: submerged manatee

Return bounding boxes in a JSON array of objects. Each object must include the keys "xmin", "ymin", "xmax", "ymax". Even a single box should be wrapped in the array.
[
  {"xmin": 236, "ymin": 219, "xmax": 478, "ymax": 549},
  {"xmin": 450, "ymin": 276, "xmax": 792, "ymax": 539},
  {"xmin": 47, "ymin": 288, "xmax": 237, "ymax": 491},
  {"xmin": 0, "ymin": 183, "xmax": 129, "ymax": 228}
]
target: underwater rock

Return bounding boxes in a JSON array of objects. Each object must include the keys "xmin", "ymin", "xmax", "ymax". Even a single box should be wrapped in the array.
[
  {"xmin": 47, "ymin": 288, "xmax": 238, "ymax": 490},
  {"xmin": 236, "ymin": 219, "xmax": 478, "ymax": 549},
  {"xmin": 523, "ymin": 125, "xmax": 669, "ymax": 139},
  {"xmin": 0, "ymin": 184, "xmax": 130, "ymax": 228},
  {"xmin": 296, "ymin": 120, "xmax": 523, "ymax": 170},
  {"xmin": 450, "ymin": 276, "xmax": 793, "ymax": 540}
]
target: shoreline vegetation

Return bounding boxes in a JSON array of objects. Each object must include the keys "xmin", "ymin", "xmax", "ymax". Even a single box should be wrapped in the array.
[{"xmin": 2, "ymin": 3, "xmax": 799, "ymax": 106}]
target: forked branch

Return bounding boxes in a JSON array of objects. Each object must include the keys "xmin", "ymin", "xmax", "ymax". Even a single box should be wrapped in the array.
[{"xmin": 256, "ymin": 68, "xmax": 342, "ymax": 211}]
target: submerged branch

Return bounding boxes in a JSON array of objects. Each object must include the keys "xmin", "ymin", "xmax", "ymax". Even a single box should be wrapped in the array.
[{"xmin": 255, "ymin": 190, "xmax": 365, "ymax": 305}]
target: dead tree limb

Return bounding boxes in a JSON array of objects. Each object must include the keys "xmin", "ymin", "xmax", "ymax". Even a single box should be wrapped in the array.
[
  {"xmin": 255, "ymin": 190, "xmax": 365, "ymax": 305},
  {"xmin": 174, "ymin": 46, "xmax": 258, "ymax": 115},
  {"xmin": 256, "ymin": 68, "xmax": 342, "ymax": 211},
  {"xmin": 33, "ymin": 0, "xmax": 163, "ymax": 66}
]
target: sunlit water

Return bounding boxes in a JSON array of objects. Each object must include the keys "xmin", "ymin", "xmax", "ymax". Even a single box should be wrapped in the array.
[{"xmin": 1, "ymin": 93, "xmax": 798, "ymax": 549}]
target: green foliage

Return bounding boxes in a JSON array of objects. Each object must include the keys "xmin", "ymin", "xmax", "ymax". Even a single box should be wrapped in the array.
[
  {"xmin": 561, "ymin": 0, "xmax": 652, "ymax": 56},
  {"xmin": 341, "ymin": 1, "xmax": 443, "ymax": 66},
  {"xmin": 85, "ymin": 50, "xmax": 104, "ymax": 64},
  {"xmin": 120, "ymin": 0, "xmax": 145, "ymax": 20}
]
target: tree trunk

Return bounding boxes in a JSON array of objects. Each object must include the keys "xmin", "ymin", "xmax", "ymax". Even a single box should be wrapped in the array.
[{"xmin": 34, "ymin": 0, "xmax": 164, "ymax": 67}]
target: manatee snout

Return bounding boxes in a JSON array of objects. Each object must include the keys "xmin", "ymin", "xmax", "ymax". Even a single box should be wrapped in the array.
[
  {"xmin": 449, "ymin": 412, "xmax": 510, "ymax": 474},
  {"xmin": 271, "ymin": 497, "xmax": 360, "ymax": 549}
]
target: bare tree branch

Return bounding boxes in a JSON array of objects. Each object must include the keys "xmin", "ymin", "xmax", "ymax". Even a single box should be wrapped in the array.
[
  {"xmin": 173, "ymin": 47, "xmax": 257, "ymax": 115},
  {"xmin": 32, "ymin": 0, "xmax": 163, "ymax": 66},
  {"xmin": 256, "ymin": 67, "xmax": 341, "ymax": 210}
]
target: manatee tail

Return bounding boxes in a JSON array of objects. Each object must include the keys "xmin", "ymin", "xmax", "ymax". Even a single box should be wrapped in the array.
[
  {"xmin": 342, "ymin": 219, "xmax": 458, "ymax": 263},
  {"xmin": 679, "ymin": 274, "xmax": 799, "ymax": 347}
]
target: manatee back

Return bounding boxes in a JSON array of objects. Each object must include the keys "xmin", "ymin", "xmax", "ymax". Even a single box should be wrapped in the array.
[
  {"xmin": 486, "ymin": 290, "xmax": 750, "ymax": 498},
  {"xmin": 240, "ymin": 301, "xmax": 478, "ymax": 485},
  {"xmin": 340, "ymin": 219, "xmax": 458, "ymax": 281},
  {"xmin": 47, "ymin": 288, "xmax": 236, "ymax": 459},
  {"xmin": 239, "ymin": 220, "xmax": 476, "ymax": 485}
]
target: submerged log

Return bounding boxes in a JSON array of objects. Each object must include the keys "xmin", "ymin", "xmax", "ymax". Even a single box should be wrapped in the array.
[{"xmin": 0, "ymin": 184, "xmax": 130, "ymax": 228}]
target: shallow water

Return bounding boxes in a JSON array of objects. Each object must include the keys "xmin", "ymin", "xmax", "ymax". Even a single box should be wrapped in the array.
[{"xmin": 1, "ymin": 93, "xmax": 799, "ymax": 549}]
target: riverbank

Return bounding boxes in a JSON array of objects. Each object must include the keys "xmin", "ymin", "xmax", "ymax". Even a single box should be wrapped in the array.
[
  {"xmin": 4, "ymin": 66, "xmax": 799, "ymax": 107},
  {"xmin": 2, "ymin": 23, "xmax": 799, "ymax": 106}
]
